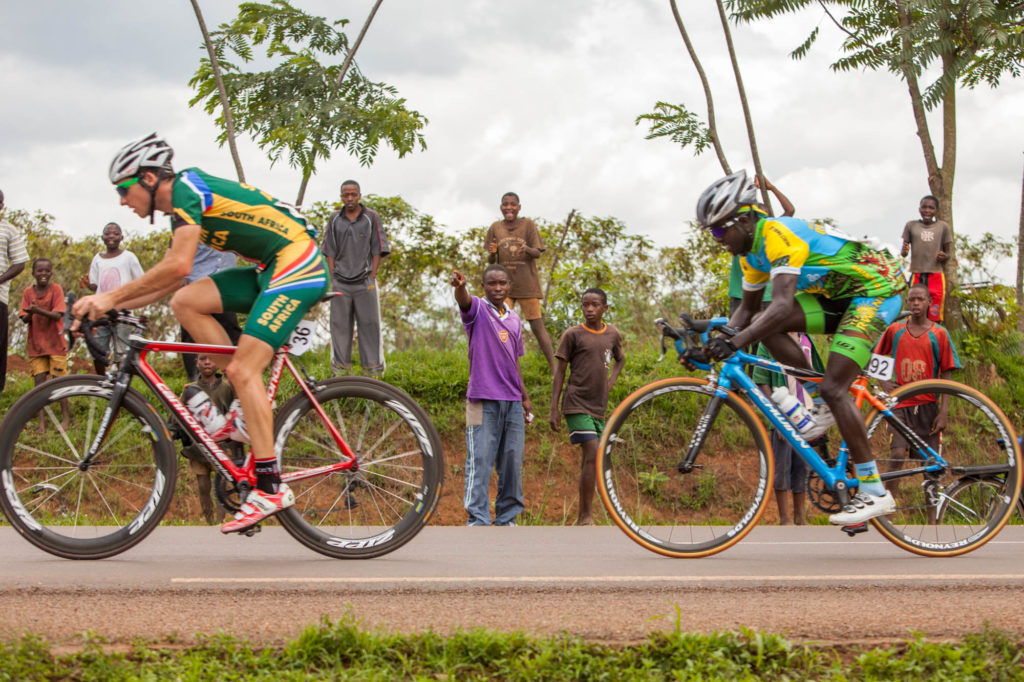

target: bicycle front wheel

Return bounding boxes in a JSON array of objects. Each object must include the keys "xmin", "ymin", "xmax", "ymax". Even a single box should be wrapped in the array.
[
  {"xmin": 0, "ymin": 375, "xmax": 177, "ymax": 559},
  {"xmin": 866, "ymin": 379, "xmax": 1023, "ymax": 556},
  {"xmin": 597, "ymin": 377, "xmax": 773, "ymax": 558},
  {"xmin": 274, "ymin": 377, "xmax": 444, "ymax": 559}
]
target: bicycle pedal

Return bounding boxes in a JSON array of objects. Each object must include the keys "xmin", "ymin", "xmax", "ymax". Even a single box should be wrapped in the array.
[
  {"xmin": 241, "ymin": 523, "xmax": 262, "ymax": 537},
  {"xmin": 840, "ymin": 522, "xmax": 868, "ymax": 537}
]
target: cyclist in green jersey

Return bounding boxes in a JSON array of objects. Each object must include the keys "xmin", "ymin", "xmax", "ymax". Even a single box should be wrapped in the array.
[
  {"xmin": 73, "ymin": 133, "xmax": 329, "ymax": 534},
  {"xmin": 692, "ymin": 170, "xmax": 906, "ymax": 526}
]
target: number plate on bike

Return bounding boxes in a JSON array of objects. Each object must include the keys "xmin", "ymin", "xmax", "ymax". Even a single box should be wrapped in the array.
[
  {"xmin": 865, "ymin": 353, "xmax": 894, "ymax": 380},
  {"xmin": 287, "ymin": 321, "xmax": 316, "ymax": 356}
]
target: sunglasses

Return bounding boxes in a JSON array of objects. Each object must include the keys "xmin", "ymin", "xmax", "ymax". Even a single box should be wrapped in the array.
[
  {"xmin": 709, "ymin": 217, "xmax": 740, "ymax": 239},
  {"xmin": 115, "ymin": 177, "xmax": 139, "ymax": 197}
]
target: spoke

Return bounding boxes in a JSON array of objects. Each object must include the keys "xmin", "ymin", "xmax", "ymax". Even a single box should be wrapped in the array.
[
  {"xmin": 14, "ymin": 443, "xmax": 79, "ymax": 467},
  {"xmin": 359, "ymin": 448, "xmax": 422, "ymax": 469},
  {"xmin": 85, "ymin": 472, "xmax": 126, "ymax": 526},
  {"xmin": 42, "ymin": 406, "xmax": 81, "ymax": 459}
]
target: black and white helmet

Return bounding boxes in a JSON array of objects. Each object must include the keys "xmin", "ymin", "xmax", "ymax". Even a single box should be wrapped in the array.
[
  {"xmin": 695, "ymin": 169, "xmax": 758, "ymax": 228},
  {"xmin": 108, "ymin": 133, "xmax": 174, "ymax": 184}
]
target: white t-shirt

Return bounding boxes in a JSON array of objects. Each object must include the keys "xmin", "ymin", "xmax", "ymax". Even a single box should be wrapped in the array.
[{"xmin": 89, "ymin": 250, "xmax": 144, "ymax": 294}]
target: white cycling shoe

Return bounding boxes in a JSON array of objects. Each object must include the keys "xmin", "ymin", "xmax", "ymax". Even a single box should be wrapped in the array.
[{"xmin": 828, "ymin": 490, "xmax": 896, "ymax": 525}]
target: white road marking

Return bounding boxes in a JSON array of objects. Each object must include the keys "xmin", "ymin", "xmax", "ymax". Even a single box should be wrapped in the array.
[{"xmin": 173, "ymin": 574, "xmax": 1024, "ymax": 584}]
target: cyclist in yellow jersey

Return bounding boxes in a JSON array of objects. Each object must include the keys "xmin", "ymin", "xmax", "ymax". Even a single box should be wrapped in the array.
[
  {"xmin": 73, "ymin": 133, "xmax": 329, "ymax": 534},
  {"xmin": 692, "ymin": 170, "xmax": 906, "ymax": 525}
]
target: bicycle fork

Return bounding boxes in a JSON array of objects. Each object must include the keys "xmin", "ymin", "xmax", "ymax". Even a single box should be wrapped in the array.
[{"xmin": 677, "ymin": 388, "xmax": 726, "ymax": 474}]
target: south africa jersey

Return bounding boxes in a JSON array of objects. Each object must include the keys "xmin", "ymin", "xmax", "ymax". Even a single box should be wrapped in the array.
[
  {"xmin": 170, "ymin": 168, "xmax": 317, "ymax": 266},
  {"xmin": 740, "ymin": 217, "xmax": 904, "ymax": 299}
]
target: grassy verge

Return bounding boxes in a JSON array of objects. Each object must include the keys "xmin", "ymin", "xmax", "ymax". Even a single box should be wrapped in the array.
[{"xmin": 2, "ymin": 619, "xmax": 1022, "ymax": 680}]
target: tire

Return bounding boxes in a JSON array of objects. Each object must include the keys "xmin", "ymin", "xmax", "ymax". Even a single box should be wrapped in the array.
[
  {"xmin": 596, "ymin": 377, "xmax": 773, "ymax": 558},
  {"xmin": 865, "ymin": 379, "xmax": 1023, "ymax": 556},
  {"xmin": 937, "ymin": 477, "xmax": 1024, "ymax": 525},
  {"xmin": 0, "ymin": 375, "xmax": 177, "ymax": 559},
  {"xmin": 273, "ymin": 377, "xmax": 444, "ymax": 559}
]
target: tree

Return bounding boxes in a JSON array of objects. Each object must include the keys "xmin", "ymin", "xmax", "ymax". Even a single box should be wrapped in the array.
[
  {"xmin": 636, "ymin": 1, "xmax": 774, "ymax": 210},
  {"xmin": 731, "ymin": 0, "xmax": 1024, "ymax": 324},
  {"xmin": 189, "ymin": 0, "xmax": 428, "ymax": 205},
  {"xmin": 190, "ymin": 0, "xmax": 246, "ymax": 182}
]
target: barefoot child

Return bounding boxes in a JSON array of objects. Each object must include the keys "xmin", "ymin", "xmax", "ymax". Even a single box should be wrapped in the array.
[
  {"xmin": 19, "ymin": 258, "xmax": 70, "ymax": 432},
  {"xmin": 549, "ymin": 288, "xmax": 624, "ymax": 525}
]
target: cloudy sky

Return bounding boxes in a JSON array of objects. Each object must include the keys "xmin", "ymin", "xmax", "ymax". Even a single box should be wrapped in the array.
[{"xmin": 2, "ymin": 1, "xmax": 1021, "ymax": 279}]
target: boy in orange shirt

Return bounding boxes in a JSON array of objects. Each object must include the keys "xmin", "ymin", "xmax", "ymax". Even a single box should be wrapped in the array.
[{"xmin": 20, "ymin": 258, "xmax": 70, "ymax": 432}]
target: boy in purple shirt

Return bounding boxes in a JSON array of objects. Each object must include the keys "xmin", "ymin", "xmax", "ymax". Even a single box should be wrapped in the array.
[{"xmin": 450, "ymin": 265, "xmax": 533, "ymax": 526}]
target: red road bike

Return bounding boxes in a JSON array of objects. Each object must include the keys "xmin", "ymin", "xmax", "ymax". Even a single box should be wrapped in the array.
[{"xmin": 0, "ymin": 312, "xmax": 444, "ymax": 560}]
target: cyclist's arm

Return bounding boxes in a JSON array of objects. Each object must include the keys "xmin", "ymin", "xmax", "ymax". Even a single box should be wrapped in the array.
[
  {"xmin": 730, "ymin": 273, "xmax": 798, "ymax": 349},
  {"xmin": 73, "ymin": 226, "xmax": 200, "ymax": 318},
  {"xmin": 727, "ymin": 288, "xmax": 764, "ymax": 331}
]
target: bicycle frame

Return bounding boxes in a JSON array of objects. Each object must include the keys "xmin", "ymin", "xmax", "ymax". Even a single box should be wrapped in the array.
[
  {"xmin": 81, "ymin": 334, "xmax": 357, "ymax": 490},
  {"xmin": 674, "ymin": 322, "xmax": 950, "ymax": 501}
]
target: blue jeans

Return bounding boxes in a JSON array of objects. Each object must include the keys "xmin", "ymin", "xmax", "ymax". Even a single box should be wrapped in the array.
[{"xmin": 464, "ymin": 399, "xmax": 524, "ymax": 526}]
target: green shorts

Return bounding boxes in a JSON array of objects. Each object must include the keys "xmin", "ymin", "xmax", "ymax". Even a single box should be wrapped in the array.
[
  {"xmin": 211, "ymin": 240, "xmax": 328, "ymax": 350},
  {"xmin": 565, "ymin": 413, "xmax": 605, "ymax": 444},
  {"xmin": 795, "ymin": 291, "xmax": 904, "ymax": 367}
]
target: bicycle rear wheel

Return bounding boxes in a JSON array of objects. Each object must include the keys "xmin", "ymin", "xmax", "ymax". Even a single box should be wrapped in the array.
[
  {"xmin": 597, "ymin": 377, "xmax": 773, "ymax": 558},
  {"xmin": 0, "ymin": 375, "xmax": 177, "ymax": 559},
  {"xmin": 866, "ymin": 379, "xmax": 1022, "ymax": 556},
  {"xmin": 274, "ymin": 377, "xmax": 444, "ymax": 559},
  {"xmin": 937, "ymin": 477, "xmax": 1024, "ymax": 525}
]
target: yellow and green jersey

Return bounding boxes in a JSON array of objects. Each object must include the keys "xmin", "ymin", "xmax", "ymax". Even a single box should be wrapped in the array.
[{"xmin": 170, "ymin": 168, "xmax": 317, "ymax": 267}]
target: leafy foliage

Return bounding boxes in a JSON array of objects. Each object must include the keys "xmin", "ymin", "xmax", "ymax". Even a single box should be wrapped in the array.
[
  {"xmin": 635, "ymin": 102, "xmax": 714, "ymax": 155},
  {"xmin": 189, "ymin": 0, "xmax": 428, "ymax": 194},
  {"xmin": 730, "ymin": 0, "xmax": 1024, "ymax": 110}
]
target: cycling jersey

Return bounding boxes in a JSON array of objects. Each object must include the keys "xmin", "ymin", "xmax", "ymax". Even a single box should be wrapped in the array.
[
  {"xmin": 169, "ymin": 168, "xmax": 328, "ymax": 349},
  {"xmin": 740, "ymin": 217, "xmax": 904, "ymax": 299},
  {"xmin": 170, "ymin": 168, "xmax": 317, "ymax": 266}
]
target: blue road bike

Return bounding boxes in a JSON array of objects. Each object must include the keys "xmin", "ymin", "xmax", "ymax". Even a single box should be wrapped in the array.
[{"xmin": 597, "ymin": 314, "xmax": 1022, "ymax": 558}]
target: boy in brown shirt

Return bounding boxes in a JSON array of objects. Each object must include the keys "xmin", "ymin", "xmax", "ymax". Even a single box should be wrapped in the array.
[
  {"xmin": 900, "ymin": 194, "xmax": 952, "ymax": 322},
  {"xmin": 19, "ymin": 258, "xmax": 70, "ymax": 432},
  {"xmin": 549, "ymin": 288, "xmax": 625, "ymax": 525},
  {"xmin": 485, "ymin": 192, "xmax": 556, "ymax": 371}
]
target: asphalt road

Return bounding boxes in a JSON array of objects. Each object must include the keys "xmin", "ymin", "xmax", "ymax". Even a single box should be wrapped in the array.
[{"xmin": 2, "ymin": 525, "xmax": 1023, "ymax": 646}]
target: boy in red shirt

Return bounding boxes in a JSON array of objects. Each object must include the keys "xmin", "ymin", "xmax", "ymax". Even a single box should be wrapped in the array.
[
  {"xmin": 873, "ymin": 283, "xmax": 960, "ymax": 519},
  {"xmin": 19, "ymin": 258, "xmax": 70, "ymax": 432}
]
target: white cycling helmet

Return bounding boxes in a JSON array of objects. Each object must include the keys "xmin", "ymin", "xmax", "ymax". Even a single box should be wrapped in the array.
[
  {"xmin": 108, "ymin": 133, "xmax": 174, "ymax": 184},
  {"xmin": 695, "ymin": 169, "xmax": 758, "ymax": 228}
]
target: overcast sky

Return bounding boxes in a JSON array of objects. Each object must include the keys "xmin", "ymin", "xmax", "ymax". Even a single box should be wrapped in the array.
[{"xmin": 2, "ymin": 1, "xmax": 1021, "ymax": 279}]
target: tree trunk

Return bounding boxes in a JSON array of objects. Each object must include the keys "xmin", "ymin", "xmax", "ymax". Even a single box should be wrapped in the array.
[
  {"xmin": 190, "ymin": 0, "xmax": 245, "ymax": 183},
  {"xmin": 544, "ymin": 209, "xmax": 576, "ymax": 303},
  {"xmin": 669, "ymin": 0, "xmax": 731, "ymax": 175},
  {"xmin": 715, "ymin": 0, "xmax": 771, "ymax": 212},
  {"xmin": 336, "ymin": 0, "xmax": 385, "ymax": 86},
  {"xmin": 1017, "ymin": 154, "xmax": 1024, "ymax": 331},
  {"xmin": 296, "ymin": 166, "xmax": 312, "ymax": 207}
]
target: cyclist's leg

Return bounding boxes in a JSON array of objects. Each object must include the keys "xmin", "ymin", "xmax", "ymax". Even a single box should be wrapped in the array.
[
  {"xmin": 170, "ymin": 277, "xmax": 236, "ymax": 368},
  {"xmin": 825, "ymin": 293, "xmax": 904, "ymax": 522}
]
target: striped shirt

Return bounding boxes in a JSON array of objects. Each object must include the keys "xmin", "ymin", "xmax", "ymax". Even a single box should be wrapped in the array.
[{"xmin": 0, "ymin": 218, "xmax": 30, "ymax": 306}]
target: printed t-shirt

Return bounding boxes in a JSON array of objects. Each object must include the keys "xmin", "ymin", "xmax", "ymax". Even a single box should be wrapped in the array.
[
  {"xmin": 554, "ymin": 323, "xmax": 624, "ymax": 418},
  {"xmin": 873, "ymin": 320, "xmax": 960, "ymax": 406},
  {"xmin": 484, "ymin": 218, "xmax": 544, "ymax": 299},
  {"xmin": 460, "ymin": 296, "xmax": 524, "ymax": 401},
  {"xmin": 902, "ymin": 220, "xmax": 952, "ymax": 274},
  {"xmin": 89, "ymin": 250, "xmax": 144, "ymax": 293},
  {"xmin": 740, "ymin": 217, "xmax": 904, "ymax": 299},
  {"xmin": 0, "ymin": 219, "xmax": 29, "ymax": 306},
  {"xmin": 21, "ymin": 283, "xmax": 66, "ymax": 357}
]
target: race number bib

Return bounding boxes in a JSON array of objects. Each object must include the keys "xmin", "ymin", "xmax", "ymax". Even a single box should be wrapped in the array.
[
  {"xmin": 287, "ymin": 320, "xmax": 316, "ymax": 356},
  {"xmin": 865, "ymin": 353, "xmax": 894, "ymax": 381}
]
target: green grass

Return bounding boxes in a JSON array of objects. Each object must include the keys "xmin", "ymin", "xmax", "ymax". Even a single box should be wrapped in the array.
[{"xmin": 1, "ymin": 619, "xmax": 1022, "ymax": 680}]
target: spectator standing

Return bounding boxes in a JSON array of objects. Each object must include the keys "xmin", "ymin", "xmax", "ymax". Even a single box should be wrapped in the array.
[
  {"xmin": 180, "ymin": 243, "xmax": 241, "ymax": 381},
  {"xmin": 321, "ymin": 180, "xmax": 389, "ymax": 376},
  {"xmin": 900, "ymin": 195, "xmax": 952, "ymax": 322},
  {"xmin": 79, "ymin": 222, "xmax": 144, "ymax": 373},
  {"xmin": 451, "ymin": 265, "xmax": 532, "ymax": 526},
  {"xmin": 873, "ymin": 282, "xmax": 960, "ymax": 519},
  {"xmin": 753, "ymin": 333, "xmax": 825, "ymax": 525},
  {"xmin": 485, "ymin": 192, "xmax": 556, "ymax": 372},
  {"xmin": 178, "ymin": 353, "xmax": 242, "ymax": 524},
  {"xmin": 19, "ymin": 258, "xmax": 70, "ymax": 432},
  {"xmin": 549, "ymin": 288, "xmax": 624, "ymax": 526},
  {"xmin": 0, "ymin": 189, "xmax": 29, "ymax": 393}
]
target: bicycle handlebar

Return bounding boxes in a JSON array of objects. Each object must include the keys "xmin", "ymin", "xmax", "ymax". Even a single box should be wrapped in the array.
[
  {"xmin": 76, "ymin": 310, "xmax": 148, "ymax": 366},
  {"xmin": 654, "ymin": 313, "xmax": 738, "ymax": 368}
]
